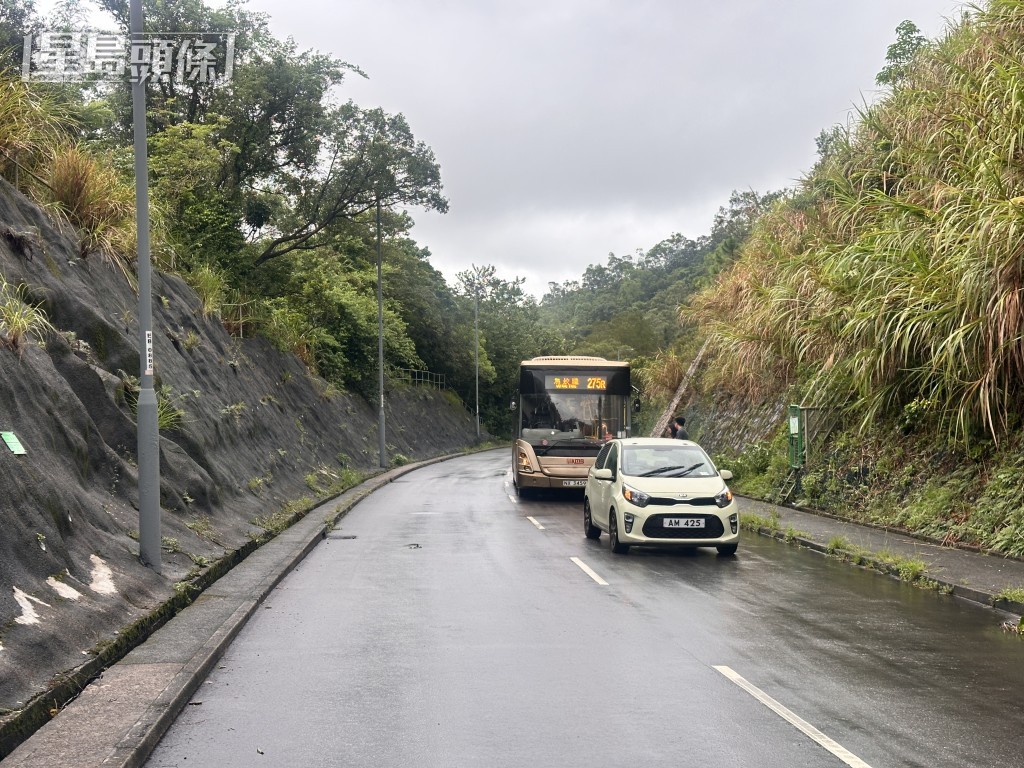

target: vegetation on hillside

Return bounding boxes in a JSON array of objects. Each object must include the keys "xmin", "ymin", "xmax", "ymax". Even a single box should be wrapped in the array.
[{"xmin": 686, "ymin": 2, "xmax": 1024, "ymax": 554}]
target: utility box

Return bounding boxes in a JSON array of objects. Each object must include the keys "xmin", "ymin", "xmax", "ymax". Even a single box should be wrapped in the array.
[{"xmin": 787, "ymin": 404, "xmax": 805, "ymax": 469}]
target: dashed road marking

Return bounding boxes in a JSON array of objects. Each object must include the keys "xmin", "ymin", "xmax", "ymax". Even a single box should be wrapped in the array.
[
  {"xmin": 570, "ymin": 557, "xmax": 608, "ymax": 586},
  {"xmin": 714, "ymin": 665, "xmax": 873, "ymax": 768},
  {"xmin": 526, "ymin": 516, "xmax": 545, "ymax": 530}
]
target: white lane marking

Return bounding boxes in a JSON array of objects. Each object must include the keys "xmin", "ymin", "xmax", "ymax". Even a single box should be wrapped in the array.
[
  {"xmin": 526, "ymin": 516, "xmax": 545, "ymax": 530},
  {"xmin": 570, "ymin": 557, "xmax": 609, "ymax": 586},
  {"xmin": 714, "ymin": 665, "xmax": 873, "ymax": 768}
]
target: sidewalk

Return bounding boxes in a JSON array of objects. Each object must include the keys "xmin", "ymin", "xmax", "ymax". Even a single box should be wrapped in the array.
[
  {"xmin": 2, "ymin": 470, "xmax": 1022, "ymax": 767},
  {"xmin": 739, "ymin": 496, "xmax": 1024, "ymax": 620}
]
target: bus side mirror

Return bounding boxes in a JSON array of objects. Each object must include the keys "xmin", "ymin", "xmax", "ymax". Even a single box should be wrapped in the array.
[
  {"xmin": 632, "ymin": 398, "xmax": 641, "ymax": 412},
  {"xmin": 510, "ymin": 399, "xmax": 517, "ymax": 411}
]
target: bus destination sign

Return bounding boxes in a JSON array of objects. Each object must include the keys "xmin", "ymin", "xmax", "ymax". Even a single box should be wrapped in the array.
[{"xmin": 546, "ymin": 375, "xmax": 608, "ymax": 392}]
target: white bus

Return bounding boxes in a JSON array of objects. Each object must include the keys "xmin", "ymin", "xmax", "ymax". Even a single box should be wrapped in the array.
[{"xmin": 512, "ymin": 356, "xmax": 632, "ymax": 496}]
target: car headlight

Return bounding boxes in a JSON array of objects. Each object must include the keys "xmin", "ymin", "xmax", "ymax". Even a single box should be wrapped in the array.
[
  {"xmin": 714, "ymin": 486, "xmax": 734, "ymax": 508},
  {"xmin": 622, "ymin": 483, "xmax": 650, "ymax": 507}
]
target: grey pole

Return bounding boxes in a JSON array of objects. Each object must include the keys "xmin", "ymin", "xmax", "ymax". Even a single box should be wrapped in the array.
[
  {"xmin": 376, "ymin": 198, "xmax": 387, "ymax": 468},
  {"xmin": 130, "ymin": 0, "xmax": 160, "ymax": 572},
  {"xmin": 474, "ymin": 288, "xmax": 480, "ymax": 439}
]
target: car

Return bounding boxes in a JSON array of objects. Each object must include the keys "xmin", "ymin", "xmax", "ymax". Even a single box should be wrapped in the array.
[{"xmin": 582, "ymin": 437, "xmax": 739, "ymax": 555}]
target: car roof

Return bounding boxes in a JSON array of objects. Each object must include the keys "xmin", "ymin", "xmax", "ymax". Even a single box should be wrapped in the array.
[{"xmin": 614, "ymin": 437, "xmax": 699, "ymax": 446}]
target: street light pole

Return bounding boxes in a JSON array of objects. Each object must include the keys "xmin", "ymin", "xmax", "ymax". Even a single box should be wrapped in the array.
[
  {"xmin": 130, "ymin": 0, "xmax": 160, "ymax": 572},
  {"xmin": 474, "ymin": 286, "xmax": 480, "ymax": 440},
  {"xmin": 376, "ymin": 198, "xmax": 387, "ymax": 469}
]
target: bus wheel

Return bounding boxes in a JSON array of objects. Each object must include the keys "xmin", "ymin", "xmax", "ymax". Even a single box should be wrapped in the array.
[
  {"xmin": 584, "ymin": 499, "xmax": 601, "ymax": 539},
  {"xmin": 609, "ymin": 512, "xmax": 630, "ymax": 554},
  {"xmin": 516, "ymin": 481, "xmax": 531, "ymax": 499}
]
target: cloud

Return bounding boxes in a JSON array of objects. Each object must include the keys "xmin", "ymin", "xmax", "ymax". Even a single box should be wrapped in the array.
[{"xmin": 62, "ymin": 0, "xmax": 964, "ymax": 297}]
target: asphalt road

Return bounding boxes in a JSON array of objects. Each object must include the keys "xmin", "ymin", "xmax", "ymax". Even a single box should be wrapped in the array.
[{"xmin": 144, "ymin": 450, "xmax": 1024, "ymax": 768}]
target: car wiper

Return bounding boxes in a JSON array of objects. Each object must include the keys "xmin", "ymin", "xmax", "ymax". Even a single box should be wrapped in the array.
[
  {"xmin": 663, "ymin": 462, "xmax": 705, "ymax": 477},
  {"xmin": 639, "ymin": 465, "xmax": 688, "ymax": 477}
]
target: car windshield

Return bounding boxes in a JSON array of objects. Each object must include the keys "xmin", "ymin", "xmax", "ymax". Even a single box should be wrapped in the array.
[{"xmin": 620, "ymin": 445, "xmax": 718, "ymax": 478}]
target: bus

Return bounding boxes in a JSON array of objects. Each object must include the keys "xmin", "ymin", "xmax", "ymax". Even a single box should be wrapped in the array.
[{"xmin": 512, "ymin": 356, "xmax": 633, "ymax": 496}]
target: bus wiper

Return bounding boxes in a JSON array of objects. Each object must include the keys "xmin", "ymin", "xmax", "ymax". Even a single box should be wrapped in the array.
[
  {"xmin": 639, "ymin": 465, "xmax": 688, "ymax": 477},
  {"xmin": 534, "ymin": 436, "xmax": 593, "ymax": 455},
  {"xmin": 663, "ymin": 462, "xmax": 705, "ymax": 477}
]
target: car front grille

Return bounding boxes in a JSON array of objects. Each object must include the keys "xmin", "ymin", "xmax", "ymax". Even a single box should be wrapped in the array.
[
  {"xmin": 641, "ymin": 514, "xmax": 725, "ymax": 539},
  {"xmin": 647, "ymin": 496, "xmax": 717, "ymax": 506}
]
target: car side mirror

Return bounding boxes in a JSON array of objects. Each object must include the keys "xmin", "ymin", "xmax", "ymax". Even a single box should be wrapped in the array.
[
  {"xmin": 593, "ymin": 468, "xmax": 614, "ymax": 481},
  {"xmin": 719, "ymin": 469, "xmax": 733, "ymax": 481}
]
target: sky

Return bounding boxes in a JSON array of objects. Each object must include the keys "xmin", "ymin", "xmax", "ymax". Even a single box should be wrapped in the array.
[{"xmin": 42, "ymin": 0, "xmax": 966, "ymax": 298}]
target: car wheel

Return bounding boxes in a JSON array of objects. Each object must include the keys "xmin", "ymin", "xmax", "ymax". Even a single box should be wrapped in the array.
[
  {"xmin": 717, "ymin": 543, "xmax": 738, "ymax": 556},
  {"xmin": 583, "ymin": 499, "xmax": 601, "ymax": 539},
  {"xmin": 609, "ymin": 511, "xmax": 630, "ymax": 555}
]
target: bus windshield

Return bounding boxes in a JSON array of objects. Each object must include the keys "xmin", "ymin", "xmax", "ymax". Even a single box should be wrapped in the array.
[
  {"xmin": 515, "ymin": 357, "xmax": 632, "ymax": 449},
  {"xmin": 519, "ymin": 391, "xmax": 628, "ymax": 445}
]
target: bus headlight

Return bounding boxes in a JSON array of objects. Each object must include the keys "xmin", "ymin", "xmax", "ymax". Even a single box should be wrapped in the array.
[
  {"xmin": 517, "ymin": 449, "xmax": 534, "ymax": 473},
  {"xmin": 622, "ymin": 483, "xmax": 650, "ymax": 507}
]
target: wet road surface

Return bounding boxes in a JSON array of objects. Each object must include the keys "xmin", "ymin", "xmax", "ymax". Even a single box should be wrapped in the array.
[{"xmin": 145, "ymin": 450, "xmax": 1024, "ymax": 768}]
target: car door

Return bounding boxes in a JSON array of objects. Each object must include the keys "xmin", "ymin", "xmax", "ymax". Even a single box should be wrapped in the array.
[{"xmin": 592, "ymin": 442, "xmax": 619, "ymax": 530}]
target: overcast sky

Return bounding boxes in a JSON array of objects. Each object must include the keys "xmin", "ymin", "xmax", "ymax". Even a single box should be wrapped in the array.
[{"xmin": 49, "ymin": 0, "xmax": 967, "ymax": 297}]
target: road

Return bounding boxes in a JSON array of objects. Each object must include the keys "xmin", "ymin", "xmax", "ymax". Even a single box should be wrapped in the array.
[{"xmin": 145, "ymin": 449, "xmax": 1024, "ymax": 768}]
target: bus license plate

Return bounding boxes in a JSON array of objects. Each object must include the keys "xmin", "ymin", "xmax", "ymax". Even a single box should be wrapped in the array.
[
  {"xmin": 664, "ymin": 518, "xmax": 704, "ymax": 528},
  {"xmin": 562, "ymin": 480, "xmax": 587, "ymax": 487}
]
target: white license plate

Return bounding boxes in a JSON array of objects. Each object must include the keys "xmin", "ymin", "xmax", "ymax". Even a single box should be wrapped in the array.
[
  {"xmin": 664, "ymin": 518, "xmax": 704, "ymax": 528},
  {"xmin": 562, "ymin": 480, "xmax": 587, "ymax": 487}
]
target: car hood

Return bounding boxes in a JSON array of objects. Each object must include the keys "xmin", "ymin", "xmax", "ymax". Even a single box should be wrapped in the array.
[{"xmin": 619, "ymin": 475, "xmax": 728, "ymax": 497}]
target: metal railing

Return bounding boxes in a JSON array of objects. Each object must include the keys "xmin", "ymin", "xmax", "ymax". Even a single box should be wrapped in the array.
[{"xmin": 393, "ymin": 367, "xmax": 447, "ymax": 390}]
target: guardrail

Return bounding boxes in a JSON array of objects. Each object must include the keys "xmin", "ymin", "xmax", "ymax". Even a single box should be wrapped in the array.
[{"xmin": 394, "ymin": 368, "xmax": 446, "ymax": 390}]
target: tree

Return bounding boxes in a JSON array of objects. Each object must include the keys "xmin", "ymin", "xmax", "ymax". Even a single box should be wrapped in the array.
[
  {"xmin": 876, "ymin": 20, "xmax": 927, "ymax": 87},
  {"xmin": 455, "ymin": 266, "xmax": 558, "ymax": 436},
  {"xmin": 0, "ymin": 0, "xmax": 39, "ymax": 73},
  {"xmin": 252, "ymin": 103, "xmax": 447, "ymax": 267}
]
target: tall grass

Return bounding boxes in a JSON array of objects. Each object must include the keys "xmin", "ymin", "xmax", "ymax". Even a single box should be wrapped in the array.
[
  {"xmin": 686, "ymin": 1, "xmax": 1024, "ymax": 444},
  {"xmin": 0, "ymin": 77, "xmax": 69, "ymax": 189},
  {"xmin": 44, "ymin": 144, "xmax": 137, "ymax": 281},
  {"xmin": 0, "ymin": 276, "xmax": 56, "ymax": 353}
]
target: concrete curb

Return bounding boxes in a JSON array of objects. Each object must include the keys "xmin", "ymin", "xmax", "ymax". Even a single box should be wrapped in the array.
[
  {"xmin": 0, "ymin": 450, "xmax": 474, "ymax": 768},
  {"xmin": 745, "ymin": 524, "xmax": 1024, "ymax": 621}
]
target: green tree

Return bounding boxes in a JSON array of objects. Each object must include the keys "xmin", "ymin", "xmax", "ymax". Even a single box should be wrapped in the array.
[
  {"xmin": 251, "ymin": 104, "xmax": 447, "ymax": 267},
  {"xmin": 876, "ymin": 20, "xmax": 927, "ymax": 87},
  {"xmin": 456, "ymin": 266, "xmax": 558, "ymax": 436},
  {"xmin": 0, "ymin": 0, "xmax": 39, "ymax": 73}
]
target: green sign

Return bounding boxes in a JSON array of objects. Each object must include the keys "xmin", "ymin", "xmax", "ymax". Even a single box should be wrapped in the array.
[{"xmin": 2, "ymin": 432, "xmax": 26, "ymax": 455}]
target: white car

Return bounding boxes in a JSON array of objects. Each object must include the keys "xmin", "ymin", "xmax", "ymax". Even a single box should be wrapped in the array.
[{"xmin": 583, "ymin": 437, "xmax": 739, "ymax": 555}]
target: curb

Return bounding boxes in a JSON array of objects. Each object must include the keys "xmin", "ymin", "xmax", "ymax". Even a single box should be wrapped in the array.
[{"xmin": 745, "ymin": 524, "xmax": 1024, "ymax": 621}]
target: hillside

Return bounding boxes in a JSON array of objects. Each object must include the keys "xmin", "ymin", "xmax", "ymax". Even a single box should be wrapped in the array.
[
  {"xmin": 675, "ymin": 1, "xmax": 1024, "ymax": 558},
  {"xmin": 0, "ymin": 178, "xmax": 479, "ymax": 732}
]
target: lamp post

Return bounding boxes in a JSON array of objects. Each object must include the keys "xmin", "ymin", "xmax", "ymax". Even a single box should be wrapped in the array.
[
  {"xmin": 474, "ymin": 285, "xmax": 480, "ymax": 440},
  {"xmin": 130, "ymin": 0, "xmax": 160, "ymax": 572},
  {"xmin": 376, "ymin": 198, "xmax": 387, "ymax": 469}
]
